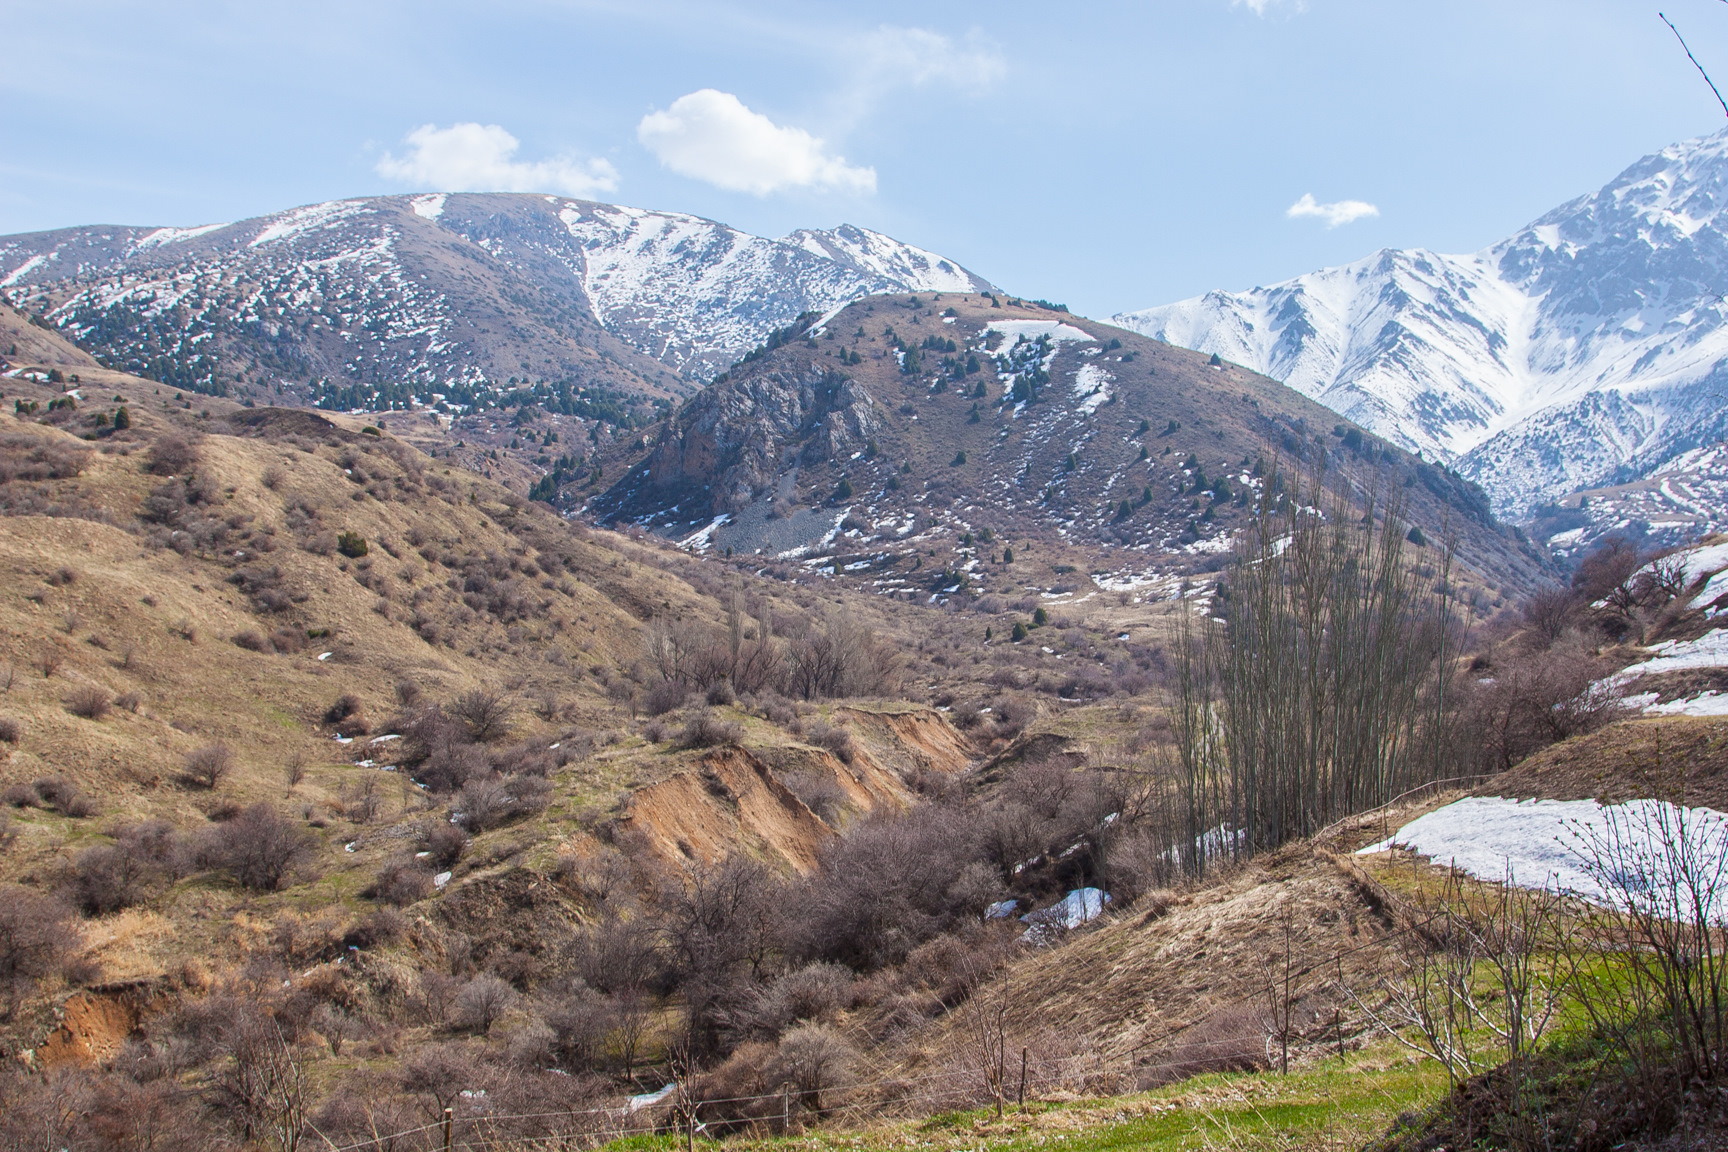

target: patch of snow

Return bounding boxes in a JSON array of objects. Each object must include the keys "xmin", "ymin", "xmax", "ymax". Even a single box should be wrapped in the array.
[
  {"xmin": 250, "ymin": 200, "xmax": 369, "ymax": 247},
  {"xmin": 983, "ymin": 319, "xmax": 1094, "ymax": 347},
  {"xmin": 679, "ymin": 513, "xmax": 731, "ymax": 551},
  {"xmin": 433, "ymin": 871, "xmax": 452, "ymax": 889},
  {"xmin": 1602, "ymin": 629, "xmax": 1728, "ymax": 688},
  {"xmin": 132, "ymin": 222, "xmax": 228, "ymax": 251},
  {"xmin": 1359, "ymin": 795, "xmax": 1728, "ymax": 919},
  {"xmin": 629, "ymin": 1084, "xmax": 677, "ymax": 1112},
  {"xmin": 1021, "ymin": 888, "xmax": 1109, "ymax": 931},
  {"xmin": 411, "ymin": 193, "xmax": 448, "ymax": 220},
  {"xmin": 1073, "ymin": 362, "xmax": 1113, "ymax": 415}
]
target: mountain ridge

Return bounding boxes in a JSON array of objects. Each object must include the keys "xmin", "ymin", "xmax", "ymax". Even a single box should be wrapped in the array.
[
  {"xmin": 1114, "ymin": 128, "xmax": 1728, "ymax": 521},
  {"xmin": 573, "ymin": 292, "xmax": 1546, "ymax": 597},
  {"xmin": 0, "ymin": 193, "xmax": 994, "ymax": 410}
]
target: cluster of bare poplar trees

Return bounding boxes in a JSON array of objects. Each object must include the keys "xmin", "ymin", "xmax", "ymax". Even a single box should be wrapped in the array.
[{"xmin": 1170, "ymin": 463, "xmax": 1464, "ymax": 873}]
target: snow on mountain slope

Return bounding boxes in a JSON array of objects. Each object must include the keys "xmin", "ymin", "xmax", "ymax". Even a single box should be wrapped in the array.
[
  {"xmin": 556, "ymin": 206, "xmax": 992, "ymax": 379},
  {"xmin": 1115, "ymin": 129, "xmax": 1728, "ymax": 518},
  {"xmin": 0, "ymin": 194, "xmax": 994, "ymax": 406}
]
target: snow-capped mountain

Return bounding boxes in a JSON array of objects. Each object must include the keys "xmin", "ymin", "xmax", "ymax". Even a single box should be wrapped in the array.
[
  {"xmin": 0, "ymin": 194, "xmax": 993, "ymax": 407},
  {"xmin": 1114, "ymin": 129, "xmax": 1728, "ymax": 519}
]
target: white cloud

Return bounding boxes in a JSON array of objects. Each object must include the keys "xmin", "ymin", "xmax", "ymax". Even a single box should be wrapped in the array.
[
  {"xmin": 1234, "ymin": 0, "xmax": 1306, "ymax": 14},
  {"xmin": 856, "ymin": 26, "xmax": 1005, "ymax": 94},
  {"xmin": 1286, "ymin": 193, "xmax": 1380, "ymax": 228},
  {"xmin": 637, "ymin": 89, "xmax": 876, "ymax": 196},
  {"xmin": 375, "ymin": 123, "xmax": 619, "ymax": 197}
]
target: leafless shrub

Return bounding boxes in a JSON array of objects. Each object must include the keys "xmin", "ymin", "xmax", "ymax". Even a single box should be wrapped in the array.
[
  {"xmin": 232, "ymin": 630, "xmax": 267, "ymax": 652},
  {"xmin": 30, "ymin": 777, "xmax": 95, "ymax": 819},
  {"xmin": 0, "ymin": 717, "xmax": 19, "ymax": 744},
  {"xmin": 145, "ymin": 435, "xmax": 199, "ymax": 476},
  {"xmin": 456, "ymin": 773, "xmax": 551, "ymax": 832},
  {"xmin": 182, "ymin": 742, "xmax": 233, "ymax": 789},
  {"xmin": 64, "ymin": 685, "xmax": 110, "ymax": 720},
  {"xmin": 395, "ymin": 678, "xmax": 422, "ymax": 706},
  {"xmin": 114, "ymin": 691, "xmax": 141, "ymax": 712},
  {"xmin": 39, "ymin": 649, "xmax": 63, "ymax": 678},
  {"xmin": 451, "ymin": 688, "xmax": 513, "ymax": 742},
  {"xmin": 366, "ymin": 857, "xmax": 434, "ymax": 906},
  {"xmin": 200, "ymin": 804, "xmax": 314, "ymax": 891},
  {"xmin": 323, "ymin": 693, "xmax": 361, "ymax": 724},
  {"xmin": 0, "ymin": 884, "xmax": 75, "ymax": 1012},
  {"xmin": 679, "ymin": 711, "xmax": 743, "ymax": 749},
  {"xmin": 420, "ymin": 821, "xmax": 467, "ymax": 869},
  {"xmin": 643, "ymin": 678, "xmax": 692, "ymax": 717},
  {"xmin": 802, "ymin": 719, "xmax": 855, "ymax": 764},
  {"xmin": 768, "ymin": 1023, "xmax": 856, "ymax": 1116},
  {"xmin": 69, "ymin": 844, "xmax": 158, "ymax": 915},
  {"xmin": 1571, "ymin": 798, "xmax": 1728, "ymax": 1091},
  {"xmin": 455, "ymin": 974, "xmax": 518, "ymax": 1034},
  {"xmin": 782, "ymin": 771, "xmax": 848, "ymax": 824},
  {"xmin": 260, "ymin": 464, "xmax": 286, "ymax": 490},
  {"xmin": 784, "ymin": 614, "xmax": 901, "ymax": 700},
  {"xmin": 2, "ymin": 784, "xmax": 36, "ymax": 808},
  {"xmin": 283, "ymin": 751, "xmax": 306, "ymax": 795}
]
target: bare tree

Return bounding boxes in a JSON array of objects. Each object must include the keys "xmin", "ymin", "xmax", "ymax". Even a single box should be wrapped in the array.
[{"xmin": 215, "ymin": 1012, "xmax": 309, "ymax": 1152}]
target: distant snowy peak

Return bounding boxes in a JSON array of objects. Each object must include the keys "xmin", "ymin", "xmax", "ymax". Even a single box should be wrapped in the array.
[
  {"xmin": 1114, "ymin": 128, "xmax": 1728, "ymax": 518},
  {"xmin": 784, "ymin": 224, "xmax": 988, "ymax": 294},
  {"xmin": 0, "ymin": 192, "xmax": 997, "ymax": 394},
  {"xmin": 547, "ymin": 204, "xmax": 992, "ymax": 378}
]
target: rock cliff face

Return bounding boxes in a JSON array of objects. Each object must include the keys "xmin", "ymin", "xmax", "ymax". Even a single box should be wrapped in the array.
[{"xmin": 641, "ymin": 366, "xmax": 883, "ymax": 513}]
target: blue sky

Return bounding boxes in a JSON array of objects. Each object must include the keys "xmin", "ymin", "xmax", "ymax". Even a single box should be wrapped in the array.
[{"xmin": 4, "ymin": 0, "xmax": 1727, "ymax": 317}]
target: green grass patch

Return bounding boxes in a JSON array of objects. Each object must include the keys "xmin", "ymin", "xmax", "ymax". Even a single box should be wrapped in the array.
[{"xmin": 599, "ymin": 1054, "xmax": 1444, "ymax": 1152}]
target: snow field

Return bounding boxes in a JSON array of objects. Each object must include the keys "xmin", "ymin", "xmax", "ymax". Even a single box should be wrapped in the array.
[{"xmin": 1359, "ymin": 795, "xmax": 1728, "ymax": 921}]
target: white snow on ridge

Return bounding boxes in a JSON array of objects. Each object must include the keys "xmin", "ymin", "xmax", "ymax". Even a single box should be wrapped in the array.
[
  {"xmin": 250, "ymin": 200, "xmax": 370, "ymax": 247},
  {"xmin": 1115, "ymin": 127, "xmax": 1728, "ymax": 516},
  {"xmin": 132, "ymin": 222, "xmax": 228, "ymax": 252},
  {"xmin": 984, "ymin": 319, "xmax": 1093, "ymax": 347},
  {"xmin": 411, "ymin": 193, "xmax": 448, "ymax": 220},
  {"xmin": 1360, "ymin": 795, "xmax": 1728, "ymax": 918},
  {"xmin": 0, "ymin": 253, "xmax": 47, "ymax": 288}
]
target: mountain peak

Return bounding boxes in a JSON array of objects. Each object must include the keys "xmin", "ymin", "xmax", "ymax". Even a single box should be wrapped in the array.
[
  {"xmin": 1114, "ymin": 129, "xmax": 1728, "ymax": 524},
  {"xmin": 0, "ymin": 192, "xmax": 996, "ymax": 406}
]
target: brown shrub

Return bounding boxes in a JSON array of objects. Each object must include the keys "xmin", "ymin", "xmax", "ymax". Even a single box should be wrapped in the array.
[
  {"xmin": 643, "ymin": 678, "xmax": 692, "ymax": 717},
  {"xmin": 0, "ymin": 718, "xmax": 19, "ymax": 744},
  {"xmin": 0, "ymin": 433, "xmax": 89, "ymax": 482},
  {"xmin": 454, "ymin": 974, "xmax": 517, "ymax": 1034},
  {"xmin": 232, "ymin": 630, "xmax": 267, "ymax": 652},
  {"xmin": 69, "ymin": 844, "xmax": 157, "ymax": 915},
  {"xmin": 182, "ymin": 743, "xmax": 233, "ymax": 789},
  {"xmin": 451, "ymin": 688, "xmax": 513, "ymax": 742},
  {"xmin": 679, "ymin": 711, "xmax": 743, "ymax": 749},
  {"xmin": 64, "ymin": 685, "xmax": 110, "ymax": 720},
  {"xmin": 420, "ymin": 821, "xmax": 467, "ymax": 869},
  {"xmin": 802, "ymin": 719, "xmax": 855, "ymax": 764},
  {"xmin": 366, "ymin": 858, "xmax": 434, "ymax": 907},
  {"xmin": 324, "ymin": 694, "xmax": 362, "ymax": 724},
  {"xmin": 145, "ymin": 435, "xmax": 199, "ymax": 476},
  {"xmin": 199, "ymin": 804, "xmax": 315, "ymax": 891},
  {"xmin": 0, "ymin": 884, "xmax": 75, "ymax": 1000}
]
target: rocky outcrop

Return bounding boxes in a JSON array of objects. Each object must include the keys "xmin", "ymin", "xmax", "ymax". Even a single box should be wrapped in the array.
[{"xmin": 635, "ymin": 365, "xmax": 882, "ymax": 514}]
